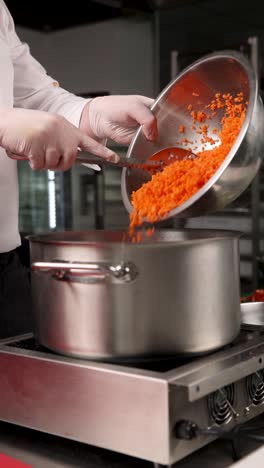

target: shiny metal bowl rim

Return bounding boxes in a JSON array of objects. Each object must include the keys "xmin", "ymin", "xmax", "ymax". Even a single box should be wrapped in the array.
[{"xmin": 121, "ymin": 50, "xmax": 257, "ymax": 217}]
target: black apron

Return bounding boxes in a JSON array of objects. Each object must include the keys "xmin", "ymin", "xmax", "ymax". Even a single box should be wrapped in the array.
[{"xmin": 0, "ymin": 250, "xmax": 33, "ymax": 339}]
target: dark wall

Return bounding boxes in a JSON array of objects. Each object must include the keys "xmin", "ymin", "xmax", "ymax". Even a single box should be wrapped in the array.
[{"xmin": 155, "ymin": 0, "xmax": 264, "ymax": 90}]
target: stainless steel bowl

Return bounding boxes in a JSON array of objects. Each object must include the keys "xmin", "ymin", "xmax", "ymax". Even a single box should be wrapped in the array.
[
  {"xmin": 121, "ymin": 51, "xmax": 264, "ymax": 219},
  {"xmin": 241, "ymin": 302, "xmax": 264, "ymax": 326}
]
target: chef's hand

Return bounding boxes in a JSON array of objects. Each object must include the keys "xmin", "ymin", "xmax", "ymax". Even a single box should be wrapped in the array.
[
  {"xmin": 0, "ymin": 108, "xmax": 119, "ymax": 171},
  {"xmin": 80, "ymin": 95, "xmax": 158, "ymax": 145}
]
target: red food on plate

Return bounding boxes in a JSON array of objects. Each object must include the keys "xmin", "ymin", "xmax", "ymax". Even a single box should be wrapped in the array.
[{"xmin": 241, "ymin": 289, "xmax": 264, "ymax": 302}]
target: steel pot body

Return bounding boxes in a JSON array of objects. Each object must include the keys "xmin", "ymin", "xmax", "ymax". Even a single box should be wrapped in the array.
[{"xmin": 29, "ymin": 229, "xmax": 241, "ymax": 359}]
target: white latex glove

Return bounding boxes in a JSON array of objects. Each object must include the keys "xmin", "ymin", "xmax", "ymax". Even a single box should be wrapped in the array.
[
  {"xmin": 0, "ymin": 108, "xmax": 119, "ymax": 171},
  {"xmin": 80, "ymin": 95, "xmax": 158, "ymax": 145}
]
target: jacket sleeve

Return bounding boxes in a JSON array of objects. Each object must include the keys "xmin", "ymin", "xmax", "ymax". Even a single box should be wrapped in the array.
[{"xmin": 0, "ymin": 0, "xmax": 87, "ymax": 127}]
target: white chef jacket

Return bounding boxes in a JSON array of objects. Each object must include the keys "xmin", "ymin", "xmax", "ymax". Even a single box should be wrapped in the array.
[{"xmin": 0, "ymin": 0, "xmax": 88, "ymax": 253}]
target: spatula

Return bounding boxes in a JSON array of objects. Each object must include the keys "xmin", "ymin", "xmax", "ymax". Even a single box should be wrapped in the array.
[{"xmin": 11, "ymin": 147, "xmax": 197, "ymax": 172}]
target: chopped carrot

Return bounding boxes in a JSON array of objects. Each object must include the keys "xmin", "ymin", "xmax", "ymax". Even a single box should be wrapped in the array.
[
  {"xmin": 201, "ymin": 124, "xmax": 208, "ymax": 134},
  {"xmin": 128, "ymin": 92, "xmax": 246, "ymax": 240},
  {"xmin": 179, "ymin": 125, "xmax": 185, "ymax": 133},
  {"xmin": 146, "ymin": 227, "xmax": 155, "ymax": 237},
  {"xmin": 196, "ymin": 111, "xmax": 207, "ymax": 123},
  {"xmin": 191, "ymin": 110, "xmax": 197, "ymax": 120}
]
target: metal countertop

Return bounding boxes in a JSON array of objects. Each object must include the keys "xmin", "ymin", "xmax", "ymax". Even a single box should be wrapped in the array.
[{"xmin": 0, "ymin": 421, "xmax": 262, "ymax": 468}]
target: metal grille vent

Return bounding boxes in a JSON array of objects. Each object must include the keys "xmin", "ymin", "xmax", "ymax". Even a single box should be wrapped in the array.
[
  {"xmin": 246, "ymin": 371, "xmax": 264, "ymax": 406},
  {"xmin": 207, "ymin": 385, "xmax": 235, "ymax": 425}
]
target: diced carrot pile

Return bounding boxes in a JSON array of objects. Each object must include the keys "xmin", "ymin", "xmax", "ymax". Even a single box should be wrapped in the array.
[{"xmin": 128, "ymin": 92, "xmax": 246, "ymax": 238}]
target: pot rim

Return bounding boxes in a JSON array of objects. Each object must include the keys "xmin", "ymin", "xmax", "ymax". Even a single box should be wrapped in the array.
[{"xmin": 28, "ymin": 228, "xmax": 242, "ymax": 248}]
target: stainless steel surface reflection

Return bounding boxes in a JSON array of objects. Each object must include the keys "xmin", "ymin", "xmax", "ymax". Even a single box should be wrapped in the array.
[
  {"xmin": 29, "ymin": 229, "xmax": 241, "ymax": 358},
  {"xmin": 241, "ymin": 302, "xmax": 264, "ymax": 326},
  {"xmin": 121, "ymin": 51, "xmax": 264, "ymax": 219},
  {"xmin": 1, "ymin": 329, "xmax": 264, "ymax": 465}
]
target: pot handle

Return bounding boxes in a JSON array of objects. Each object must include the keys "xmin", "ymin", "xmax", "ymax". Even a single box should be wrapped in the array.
[{"xmin": 31, "ymin": 260, "xmax": 138, "ymax": 283}]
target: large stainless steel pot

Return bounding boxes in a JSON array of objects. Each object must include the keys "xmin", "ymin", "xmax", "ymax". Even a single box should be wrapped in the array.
[{"xmin": 29, "ymin": 229, "xmax": 241, "ymax": 359}]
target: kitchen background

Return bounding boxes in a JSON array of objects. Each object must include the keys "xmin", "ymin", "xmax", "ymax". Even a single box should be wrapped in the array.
[{"xmin": 7, "ymin": 0, "xmax": 264, "ymax": 293}]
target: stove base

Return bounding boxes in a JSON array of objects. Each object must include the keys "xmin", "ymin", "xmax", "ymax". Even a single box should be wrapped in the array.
[{"xmin": 0, "ymin": 328, "xmax": 264, "ymax": 465}]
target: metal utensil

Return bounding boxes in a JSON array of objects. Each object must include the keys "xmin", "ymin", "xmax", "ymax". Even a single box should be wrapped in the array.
[{"xmin": 11, "ymin": 147, "xmax": 197, "ymax": 172}]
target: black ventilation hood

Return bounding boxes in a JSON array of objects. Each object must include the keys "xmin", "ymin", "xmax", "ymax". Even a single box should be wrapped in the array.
[
  {"xmin": 6, "ymin": 0, "xmax": 150, "ymax": 32},
  {"xmin": 6, "ymin": 0, "xmax": 201, "ymax": 31}
]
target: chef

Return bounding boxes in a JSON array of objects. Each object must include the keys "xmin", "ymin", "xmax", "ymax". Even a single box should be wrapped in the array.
[{"xmin": 0, "ymin": 0, "xmax": 158, "ymax": 338}]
